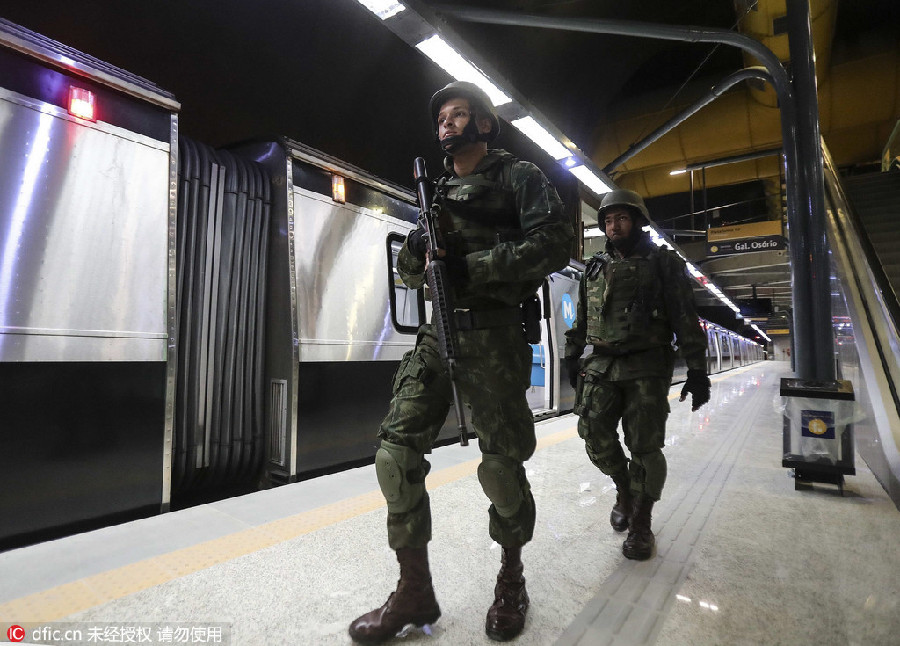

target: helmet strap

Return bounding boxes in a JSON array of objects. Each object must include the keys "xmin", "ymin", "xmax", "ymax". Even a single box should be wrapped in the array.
[
  {"xmin": 439, "ymin": 134, "xmax": 474, "ymax": 155},
  {"xmin": 437, "ymin": 113, "xmax": 483, "ymax": 155}
]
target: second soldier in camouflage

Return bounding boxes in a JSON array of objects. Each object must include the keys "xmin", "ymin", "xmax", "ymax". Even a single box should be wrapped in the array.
[{"xmin": 564, "ymin": 189, "xmax": 710, "ymax": 561}]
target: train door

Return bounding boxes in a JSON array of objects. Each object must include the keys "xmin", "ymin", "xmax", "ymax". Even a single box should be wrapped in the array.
[
  {"xmin": 526, "ymin": 282, "xmax": 552, "ymax": 416},
  {"xmin": 720, "ymin": 332, "xmax": 733, "ymax": 370},
  {"xmin": 707, "ymin": 327, "xmax": 721, "ymax": 374},
  {"xmin": 544, "ymin": 267, "xmax": 581, "ymax": 414}
]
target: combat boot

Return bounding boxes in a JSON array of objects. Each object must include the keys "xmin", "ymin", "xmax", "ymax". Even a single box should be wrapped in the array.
[
  {"xmin": 622, "ymin": 496, "xmax": 655, "ymax": 561},
  {"xmin": 348, "ymin": 547, "xmax": 441, "ymax": 643},
  {"xmin": 610, "ymin": 474, "xmax": 632, "ymax": 532},
  {"xmin": 485, "ymin": 547, "xmax": 529, "ymax": 641}
]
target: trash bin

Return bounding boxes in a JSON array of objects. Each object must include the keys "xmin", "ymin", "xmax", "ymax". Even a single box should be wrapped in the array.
[{"xmin": 780, "ymin": 378, "xmax": 855, "ymax": 494}]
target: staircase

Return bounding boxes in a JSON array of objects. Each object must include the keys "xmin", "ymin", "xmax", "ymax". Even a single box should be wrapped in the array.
[{"xmin": 842, "ymin": 171, "xmax": 900, "ymax": 298}]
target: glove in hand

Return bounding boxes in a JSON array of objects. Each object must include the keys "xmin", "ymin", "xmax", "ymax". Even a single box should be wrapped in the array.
[
  {"xmin": 566, "ymin": 358, "xmax": 581, "ymax": 389},
  {"xmin": 407, "ymin": 228, "xmax": 428, "ymax": 261},
  {"xmin": 680, "ymin": 369, "xmax": 711, "ymax": 411}
]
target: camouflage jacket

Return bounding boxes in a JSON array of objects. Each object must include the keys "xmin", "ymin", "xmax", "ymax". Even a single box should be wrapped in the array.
[
  {"xmin": 398, "ymin": 149, "xmax": 573, "ymax": 309},
  {"xmin": 564, "ymin": 233, "xmax": 707, "ymax": 380}
]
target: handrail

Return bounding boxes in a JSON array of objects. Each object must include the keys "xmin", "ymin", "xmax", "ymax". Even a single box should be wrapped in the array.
[
  {"xmin": 822, "ymin": 143, "xmax": 900, "ymax": 413},
  {"xmin": 823, "ymin": 148, "xmax": 900, "ymax": 336}
]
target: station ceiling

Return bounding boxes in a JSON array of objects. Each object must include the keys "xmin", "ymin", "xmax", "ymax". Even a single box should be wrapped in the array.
[{"xmin": 3, "ymin": 0, "xmax": 899, "ymax": 334}]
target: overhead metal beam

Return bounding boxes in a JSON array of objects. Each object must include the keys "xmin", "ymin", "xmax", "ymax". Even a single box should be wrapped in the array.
[
  {"xmin": 711, "ymin": 273, "xmax": 791, "ymax": 288},
  {"xmin": 602, "ymin": 68, "xmax": 776, "ymax": 175},
  {"xmin": 685, "ymin": 147, "xmax": 783, "ymax": 172},
  {"xmin": 700, "ymin": 250, "xmax": 788, "ymax": 273}
]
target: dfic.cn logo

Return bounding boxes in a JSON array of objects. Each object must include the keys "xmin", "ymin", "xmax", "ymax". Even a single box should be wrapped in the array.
[{"xmin": 7, "ymin": 625, "xmax": 25, "ymax": 642}]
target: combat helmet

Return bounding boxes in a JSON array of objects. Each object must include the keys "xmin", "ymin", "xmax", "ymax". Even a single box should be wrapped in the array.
[
  {"xmin": 598, "ymin": 189, "xmax": 651, "ymax": 224},
  {"xmin": 429, "ymin": 81, "xmax": 500, "ymax": 146}
]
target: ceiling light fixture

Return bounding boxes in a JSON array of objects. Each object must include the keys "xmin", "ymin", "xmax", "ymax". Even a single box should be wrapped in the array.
[
  {"xmin": 568, "ymin": 165, "xmax": 612, "ymax": 197},
  {"xmin": 355, "ymin": 0, "xmax": 405, "ymax": 20},
  {"xmin": 510, "ymin": 116, "xmax": 570, "ymax": 159},
  {"xmin": 415, "ymin": 35, "xmax": 511, "ymax": 106}
]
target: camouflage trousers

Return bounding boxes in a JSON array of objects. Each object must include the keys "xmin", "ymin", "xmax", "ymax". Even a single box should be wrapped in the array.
[
  {"xmin": 575, "ymin": 366, "xmax": 670, "ymax": 501},
  {"xmin": 378, "ymin": 323, "xmax": 536, "ymax": 550}
]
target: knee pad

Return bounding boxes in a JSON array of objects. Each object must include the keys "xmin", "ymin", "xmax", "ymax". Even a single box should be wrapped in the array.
[
  {"xmin": 375, "ymin": 441, "xmax": 426, "ymax": 514},
  {"xmin": 477, "ymin": 454, "xmax": 524, "ymax": 518}
]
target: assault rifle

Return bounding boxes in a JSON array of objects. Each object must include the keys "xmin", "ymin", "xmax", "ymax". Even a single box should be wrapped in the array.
[{"xmin": 413, "ymin": 157, "xmax": 469, "ymax": 446}]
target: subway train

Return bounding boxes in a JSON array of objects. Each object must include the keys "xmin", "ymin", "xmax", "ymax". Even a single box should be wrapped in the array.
[{"xmin": 0, "ymin": 19, "xmax": 763, "ymax": 548}]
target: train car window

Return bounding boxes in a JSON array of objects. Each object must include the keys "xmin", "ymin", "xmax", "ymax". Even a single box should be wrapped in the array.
[{"xmin": 387, "ymin": 234, "xmax": 425, "ymax": 334}]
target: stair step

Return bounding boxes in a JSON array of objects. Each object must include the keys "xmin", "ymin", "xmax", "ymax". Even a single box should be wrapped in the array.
[
  {"xmin": 874, "ymin": 251, "xmax": 900, "ymax": 266},
  {"xmin": 843, "ymin": 171, "xmax": 900, "ymax": 187},
  {"xmin": 865, "ymin": 226, "xmax": 900, "ymax": 238},
  {"xmin": 860, "ymin": 227, "xmax": 899, "ymax": 239},
  {"xmin": 858, "ymin": 213, "xmax": 899, "ymax": 226}
]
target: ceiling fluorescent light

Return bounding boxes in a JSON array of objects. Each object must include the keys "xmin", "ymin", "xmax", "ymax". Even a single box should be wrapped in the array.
[
  {"xmin": 751, "ymin": 324, "xmax": 772, "ymax": 342},
  {"xmin": 415, "ymin": 35, "xmax": 511, "ymax": 106},
  {"xmin": 669, "ymin": 168, "xmax": 687, "ymax": 176},
  {"xmin": 685, "ymin": 262, "xmax": 703, "ymax": 278},
  {"xmin": 583, "ymin": 227, "xmax": 605, "ymax": 238},
  {"xmin": 645, "ymin": 227, "xmax": 673, "ymax": 249},
  {"xmin": 356, "ymin": 0, "xmax": 405, "ymax": 20},
  {"xmin": 510, "ymin": 117, "xmax": 570, "ymax": 160},
  {"xmin": 568, "ymin": 165, "xmax": 612, "ymax": 196}
]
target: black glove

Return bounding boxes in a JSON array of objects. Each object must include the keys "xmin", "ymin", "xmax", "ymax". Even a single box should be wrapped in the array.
[
  {"xmin": 680, "ymin": 369, "xmax": 711, "ymax": 411},
  {"xmin": 407, "ymin": 228, "xmax": 428, "ymax": 261},
  {"xmin": 566, "ymin": 357, "xmax": 581, "ymax": 389},
  {"xmin": 442, "ymin": 253, "xmax": 469, "ymax": 283}
]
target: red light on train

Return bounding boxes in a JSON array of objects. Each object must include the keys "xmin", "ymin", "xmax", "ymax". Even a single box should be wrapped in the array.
[{"xmin": 68, "ymin": 86, "xmax": 96, "ymax": 121}]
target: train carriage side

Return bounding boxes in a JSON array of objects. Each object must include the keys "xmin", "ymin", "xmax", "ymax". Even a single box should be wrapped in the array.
[
  {"xmin": 233, "ymin": 140, "xmax": 449, "ymax": 483},
  {"xmin": 0, "ymin": 19, "xmax": 179, "ymax": 547}
]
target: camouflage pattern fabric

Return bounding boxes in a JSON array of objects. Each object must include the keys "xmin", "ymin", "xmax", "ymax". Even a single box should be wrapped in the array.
[
  {"xmin": 565, "ymin": 231, "xmax": 705, "ymax": 502},
  {"xmin": 575, "ymin": 370, "xmax": 670, "ymax": 500},
  {"xmin": 564, "ymin": 234, "xmax": 707, "ymax": 380},
  {"xmin": 398, "ymin": 149, "xmax": 572, "ymax": 310},
  {"xmin": 378, "ymin": 149, "xmax": 571, "ymax": 550},
  {"xmin": 379, "ymin": 323, "xmax": 537, "ymax": 549}
]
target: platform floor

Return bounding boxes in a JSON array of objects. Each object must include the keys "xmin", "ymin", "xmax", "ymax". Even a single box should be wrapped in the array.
[{"xmin": 2, "ymin": 362, "xmax": 899, "ymax": 645}]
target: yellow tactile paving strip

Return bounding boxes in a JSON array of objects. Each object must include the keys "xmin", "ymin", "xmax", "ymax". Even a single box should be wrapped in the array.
[
  {"xmin": 1, "ymin": 368, "xmax": 747, "ymax": 623},
  {"xmin": 0, "ymin": 424, "xmax": 581, "ymax": 623}
]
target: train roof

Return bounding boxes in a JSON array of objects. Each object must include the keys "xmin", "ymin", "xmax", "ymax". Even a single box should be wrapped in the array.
[{"xmin": 0, "ymin": 17, "xmax": 179, "ymax": 111}]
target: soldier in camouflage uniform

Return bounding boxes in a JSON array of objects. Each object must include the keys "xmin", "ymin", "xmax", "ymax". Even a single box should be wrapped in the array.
[
  {"xmin": 564, "ymin": 189, "xmax": 710, "ymax": 561},
  {"xmin": 349, "ymin": 81, "xmax": 573, "ymax": 643}
]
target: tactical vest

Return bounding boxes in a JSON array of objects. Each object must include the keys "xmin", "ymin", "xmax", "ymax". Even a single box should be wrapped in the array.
[
  {"xmin": 435, "ymin": 152, "xmax": 523, "ymax": 257},
  {"xmin": 585, "ymin": 249, "xmax": 672, "ymax": 348}
]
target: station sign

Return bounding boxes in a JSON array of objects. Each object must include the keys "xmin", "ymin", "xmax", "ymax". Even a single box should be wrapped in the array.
[{"xmin": 706, "ymin": 220, "xmax": 785, "ymax": 257}]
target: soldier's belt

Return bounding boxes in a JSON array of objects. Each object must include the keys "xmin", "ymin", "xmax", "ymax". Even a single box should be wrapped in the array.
[
  {"xmin": 588, "ymin": 340, "xmax": 665, "ymax": 357},
  {"xmin": 454, "ymin": 306, "xmax": 522, "ymax": 331},
  {"xmin": 590, "ymin": 342, "xmax": 629, "ymax": 357}
]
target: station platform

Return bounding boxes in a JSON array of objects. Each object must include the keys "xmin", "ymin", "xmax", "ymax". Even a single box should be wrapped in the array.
[{"xmin": 2, "ymin": 362, "xmax": 899, "ymax": 646}]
